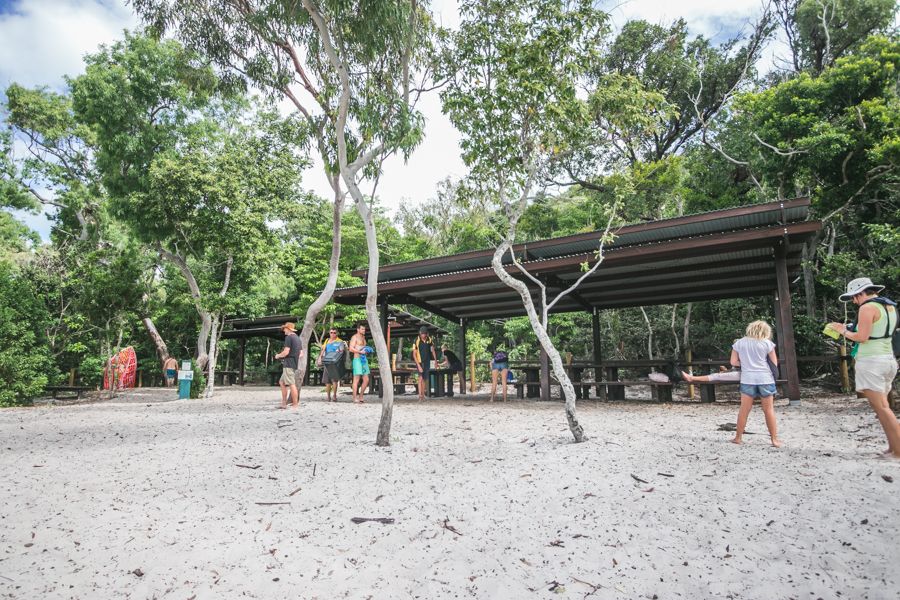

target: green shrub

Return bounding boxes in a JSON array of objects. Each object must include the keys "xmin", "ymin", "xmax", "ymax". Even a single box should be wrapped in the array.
[
  {"xmin": 189, "ymin": 360, "xmax": 205, "ymax": 399},
  {"xmin": 0, "ymin": 264, "xmax": 51, "ymax": 406}
]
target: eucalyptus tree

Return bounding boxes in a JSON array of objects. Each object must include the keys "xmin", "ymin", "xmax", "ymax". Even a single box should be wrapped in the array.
[
  {"xmin": 725, "ymin": 35, "xmax": 900, "ymax": 316},
  {"xmin": 774, "ymin": 0, "xmax": 897, "ymax": 75},
  {"xmin": 439, "ymin": 0, "xmax": 618, "ymax": 442},
  {"xmin": 130, "ymin": 0, "xmax": 431, "ymax": 444},
  {"xmin": 71, "ymin": 33, "xmax": 305, "ymax": 394},
  {"xmin": 2, "ymin": 84, "xmax": 103, "ymax": 244},
  {"xmin": 2, "ymin": 84, "xmax": 160, "ymax": 377}
]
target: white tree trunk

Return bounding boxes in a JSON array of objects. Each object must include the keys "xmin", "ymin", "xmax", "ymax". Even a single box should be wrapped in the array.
[
  {"xmin": 640, "ymin": 307, "xmax": 654, "ymax": 360},
  {"xmin": 158, "ymin": 247, "xmax": 212, "ymax": 370},
  {"xmin": 490, "ymin": 241, "xmax": 585, "ymax": 442},
  {"xmin": 204, "ymin": 314, "xmax": 221, "ymax": 398},
  {"xmin": 296, "ymin": 175, "xmax": 345, "ymax": 393},
  {"xmin": 204, "ymin": 257, "xmax": 232, "ymax": 398}
]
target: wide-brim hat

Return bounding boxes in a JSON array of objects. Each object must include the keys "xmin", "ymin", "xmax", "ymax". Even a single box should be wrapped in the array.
[
  {"xmin": 418, "ymin": 326, "xmax": 429, "ymax": 334},
  {"xmin": 281, "ymin": 322, "xmax": 297, "ymax": 332},
  {"xmin": 839, "ymin": 277, "xmax": 885, "ymax": 301}
]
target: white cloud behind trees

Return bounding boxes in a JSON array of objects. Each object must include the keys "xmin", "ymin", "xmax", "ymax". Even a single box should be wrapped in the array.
[{"xmin": 1, "ymin": 0, "xmax": 774, "ymax": 240}]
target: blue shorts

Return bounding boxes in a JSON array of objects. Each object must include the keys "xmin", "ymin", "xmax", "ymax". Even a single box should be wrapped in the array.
[
  {"xmin": 352, "ymin": 356, "xmax": 370, "ymax": 376},
  {"xmin": 492, "ymin": 362, "xmax": 509, "ymax": 371},
  {"xmin": 739, "ymin": 383, "xmax": 776, "ymax": 399}
]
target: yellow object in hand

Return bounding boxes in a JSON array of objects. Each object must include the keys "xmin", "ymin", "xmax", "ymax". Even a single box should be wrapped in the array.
[{"xmin": 822, "ymin": 324, "xmax": 841, "ymax": 339}]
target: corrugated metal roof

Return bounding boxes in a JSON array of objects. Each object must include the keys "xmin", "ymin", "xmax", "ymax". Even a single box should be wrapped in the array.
[
  {"xmin": 333, "ymin": 199, "xmax": 820, "ymax": 319},
  {"xmin": 359, "ymin": 198, "xmax": 810, "ymax": 283}
]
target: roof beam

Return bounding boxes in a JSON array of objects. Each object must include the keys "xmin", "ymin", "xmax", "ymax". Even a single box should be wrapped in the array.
[{"xmin": 391, "ymin": 294, "xmax": 461, "ymax": 322}]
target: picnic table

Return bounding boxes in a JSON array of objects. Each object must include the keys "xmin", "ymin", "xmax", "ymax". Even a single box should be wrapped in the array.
[
  {"xmin": 44, "ymin": 385, "xmax": 93, "ymax": 400},
  {"xmin": 372, "ymin": 367, "xmax": 454, "ymax": 398},
  {"xmin": 214, "ymin": 370, "xmax": 239, "ymax": 386}
]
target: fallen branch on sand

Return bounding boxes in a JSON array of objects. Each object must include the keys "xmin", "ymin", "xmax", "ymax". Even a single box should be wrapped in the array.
[
  {"xmin": 717, "ymin": 423, "xmax": 756, "ymax": 434},
  {"xmin": 350, "ymin": 517, "xmax": 395, "ymax": 525},
  {"xmin": 442, "ymin": 518, "xmax": 463, "ymax": 536},
  {"xmin": 630, "ymin": 474, "xmax": 648, "ymax": 484},
  {"xmin": 288, "ymin": 486, "xmax": 302, "ymax": 497},
  {"xmin": 236, "ymin": 464, "xmax": 261, "ymax": 470},
  {"xmin": 256, "ymin": 502, "xmax": 291, "ymax": 506}
]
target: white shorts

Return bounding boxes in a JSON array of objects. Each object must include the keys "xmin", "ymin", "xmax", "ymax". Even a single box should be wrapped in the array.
[{"xmin": 854, "ymin": 356, "xmax": 898, "ymax": 394}]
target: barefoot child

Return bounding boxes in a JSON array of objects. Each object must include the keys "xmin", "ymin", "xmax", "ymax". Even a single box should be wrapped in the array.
[{"xmin": 730, "ymin": 321, "xmax": 781, "ymax": 447}]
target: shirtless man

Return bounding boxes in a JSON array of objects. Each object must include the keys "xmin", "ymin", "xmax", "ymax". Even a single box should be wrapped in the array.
[
  {"xmin": 349, "ymin": 323, "xmax": 370, "ymax": 404},
  {"xmin": 163, "ymin": 356, "xmax": 178, "ymax": 387}
]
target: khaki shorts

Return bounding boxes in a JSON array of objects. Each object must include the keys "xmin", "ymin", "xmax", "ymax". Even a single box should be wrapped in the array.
[
  {"xmin": 280, "ymin": 367, "xmax": 298, "ymax": 386},
  {"xmin": 854, "ymin": 356, "xmax": 898, "ymax": 394}
]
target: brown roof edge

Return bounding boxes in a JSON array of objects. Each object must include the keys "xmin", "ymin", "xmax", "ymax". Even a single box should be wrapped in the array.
[
  {"xmin": 350, "ymin": 197, "xmax": 811, "ymax": 278},
  {"xmin": 335, "ymin": 220, "xmax": 820, "ymax": 299}
]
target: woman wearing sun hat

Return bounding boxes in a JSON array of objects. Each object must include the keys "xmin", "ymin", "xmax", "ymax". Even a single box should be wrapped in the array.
[{"xmin": 828, "ymin": 277, "xmax": 899, "ymax": 458}]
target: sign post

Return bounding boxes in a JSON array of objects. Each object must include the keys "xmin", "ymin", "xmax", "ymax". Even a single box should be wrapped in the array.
[{"xmin": 178, "ymin": 360, "xmax": 193, "ymax": 400}]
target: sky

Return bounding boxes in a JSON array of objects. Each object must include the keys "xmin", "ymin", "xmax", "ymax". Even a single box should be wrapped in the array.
[{"xmin": 0, "ymin": 0, "xmax": 775, "ymax": 239}]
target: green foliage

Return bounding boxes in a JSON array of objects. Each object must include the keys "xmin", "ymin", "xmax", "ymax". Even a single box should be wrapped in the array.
[
  {"xmin": 438, "ymin": 0, "xmax": 608, "ymax": 198},
  {"xmin": 189, "ymin": 360, "xmax": 205, "ymax": 399},
  {"xmin": 0, "ymin": 263, "xmax": 50, "ymax": 405},
  {"xmin": 783, "ymin": 0, "xmax": 897, "ymax": 74}
]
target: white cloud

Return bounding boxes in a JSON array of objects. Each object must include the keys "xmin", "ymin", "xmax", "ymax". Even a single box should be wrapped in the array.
[
  {"xmin": 0, "ymin": 0, "xmax": 783, "ymax": 239},
  {"xmin": 0, "ymin": 0, "xmax": 137, "ymax": 90}
]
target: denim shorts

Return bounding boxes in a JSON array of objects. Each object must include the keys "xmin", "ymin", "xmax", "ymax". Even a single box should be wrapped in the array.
[{"xmin": 739, "ymin": 383, "xmax": 776, "ymax": 399}]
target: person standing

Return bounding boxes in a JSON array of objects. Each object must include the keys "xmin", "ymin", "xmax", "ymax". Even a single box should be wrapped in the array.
[
  {"xmin": 730, "ymin": 321, "xmax": 781, "ymax": 447},
  {"xmin": 273, "ymin": 322, "xmax": 303, "ymax": 409},
  {"xmin": 490, "ymin": 348, "xmax": 509, "ymax": 402},
  {"xmin": 413, "ymin": 327, "xmax": 437, "ymax": 401},
  {"xmin": 439, "ymin": 344, "xmax": 464, "ymax": 397},
  {"xmin": 828, "ymin": 277, "xmax": 899, "ymax": 458},
  {"xmin": 163, "ymin": 356, "xmax": 178, "ymax": 387},
  {"xmin": 318, "ymin": 328, "xmax": 346, "ymax": 402},
  {"xmin": 349, "ymin": 323, "xmax": 370, "ymax": 404}
]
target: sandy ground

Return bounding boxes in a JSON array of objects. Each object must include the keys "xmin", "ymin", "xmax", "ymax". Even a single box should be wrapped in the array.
[{"xmin": 2, "ymin": 385, "xmax": 899, "ymax": 600}]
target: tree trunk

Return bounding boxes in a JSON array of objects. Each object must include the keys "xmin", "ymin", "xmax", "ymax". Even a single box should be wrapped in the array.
[
  {"xmin": 295, "ymin": 174, "xmax": 345, "ymax": 395},
  {"xmin": 204, "ymin": 257, "xmax": 233, "ymax": 398},
  {"xmin": 142, "ymin": 317, "xmax": 170, "ymax": 366},
  {"xmin": 157, "ymin": 247, "xmax": 212, "ymax": 370},
  {"xmin": 205, "ymin": 314, "xmax": 221, "ymax": 398},
  {"xmin": 640, "ymin": 307, "xmax": 654, "ymax": 360},
  {"xmin": 491, "ymin": 241, "xmax": 585, "ymax": 442},
  {"xmin": 347, "ymin": 185, "xmax": 395, "ymax": 446},
  {"xmin": 196, "ymin": 312, "xmax": 212, "ymax": 372},
  {"xmin": 801, "ymin": 233, "xmax": 821, "ymax": 320},
  {"xmin": 670, "ymin": 304, "xmax": 680, "ymax": 358}
]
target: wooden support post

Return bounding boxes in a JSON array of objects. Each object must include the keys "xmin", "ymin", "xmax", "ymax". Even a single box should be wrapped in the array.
[
  {"xmin": 686, "ymin": 348, "xmax": 695, "ymax": 400},
  {"xmin": 774, "ymin": 243, "xmax": 801, "ymax": 405},
  {"xmin": 138, "ymin": 370, "xmax": 143, "ymax": 388},
  {"xmin": 68, "ymin": 368, "xmax": 76, "ymax": 386},
  {"xmin": 239, "ymin": 338, "xmax": 246, "ymax": 386},
  {"xmin": 839, "ymin": 345, "xmax": 850, "ymax": 392},
  {"xmin": 304, "ymin": 340, "xmax": 312, "ymax": 385},
  {"xmin": 459, "ymin": 318, "xmax": 468, "ymax": 395},
  {"xmin": 591, "ymin": 308, "xmax": 603, "ymax": 398},
  {"xmin": 470, "ymin": 352, "xmax": 476, "ymax": 393}
]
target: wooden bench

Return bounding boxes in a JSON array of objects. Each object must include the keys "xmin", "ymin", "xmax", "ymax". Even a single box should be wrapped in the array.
[{"xmin": 44, "ymin": 386, "xmax": 93, "ymax": 400}]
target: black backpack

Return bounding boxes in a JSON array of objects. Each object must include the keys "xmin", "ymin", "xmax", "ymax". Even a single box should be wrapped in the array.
[{"xmin": 862, "ymin": 297, "xmax": 900, "ymax": 358}]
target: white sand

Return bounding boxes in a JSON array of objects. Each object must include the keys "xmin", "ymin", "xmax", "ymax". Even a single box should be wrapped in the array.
[{"xmin": 2, "ymin": 386, "xmax": 899, "ymax": 599}]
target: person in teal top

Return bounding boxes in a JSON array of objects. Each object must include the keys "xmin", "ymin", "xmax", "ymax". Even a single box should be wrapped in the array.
[
  {"xmin": 349, "ymin": 323, "xmax": 370, "ymax": 404},
  {"xmin": 829, "ymin": 277, "xmax": 899, "ymax": 458}
]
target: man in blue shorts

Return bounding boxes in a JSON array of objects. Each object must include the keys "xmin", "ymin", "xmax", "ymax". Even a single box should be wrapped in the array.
[{"xmin": 349, "ymin": 323, "xmax": 370, "ymax": 404}]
